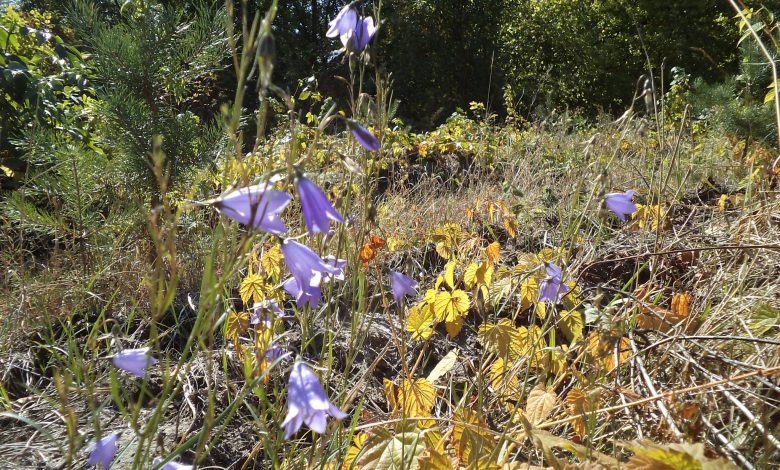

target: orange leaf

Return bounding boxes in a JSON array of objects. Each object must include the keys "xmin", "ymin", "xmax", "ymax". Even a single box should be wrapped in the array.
[
  {"xmin": 360, "ymin": 243, "xmax": 376, "ymax": 268},
  {"xmin": 369, "ymin": 234, "xmax": 386, "ymax": 249},
  {"xmin": 671, "ymin": 292, "xmax": 692, "ymax": 317},
  {"xmin": 565, "ymin": 388, "xmax": 592, "ymax": 438},
  {"xmin": 485, "ymin": 241, "xmax": 500, "ymax": 264}
]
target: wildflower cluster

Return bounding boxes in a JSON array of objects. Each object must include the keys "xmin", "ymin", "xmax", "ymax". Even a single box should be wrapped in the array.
[{"xmin": 85, "ymin": 3, "xmax": 647, "ymax": 468}]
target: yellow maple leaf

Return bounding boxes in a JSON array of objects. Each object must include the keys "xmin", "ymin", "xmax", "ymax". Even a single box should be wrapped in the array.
[
  {"xmin": 488, "ymin": 357, "xmax": 520, "ymax": 399},
  {"xmin": 418, "ymin": 448, "xmax": 453, "ymax": 470},
  {"xmin": 445, "ymin": 314, "xmax": 464, "ymax": 338},
  {"xmin": 559, "ymin": 310, "xmax": 584, "ymax": 343},
  {"xmin": 526, "ymin": 383, "xmax": 558, "ymax": 426},
  {"xmin": 464, "ymin": 262, "xmax": 493, "ymax": 299},
  {"xmin": 239, "ymin": 273, "xmax": 267, "ymax": 305},
  {"xmin": 436, "ymin": 260, "xmax": 457, "ymax": 290},
  {"xmin": 431, "ymin": 223, "xmax": 462, "ymax": 260},
  {"xmin": 587, "ymin": 331, "xmax": 631, "ymax": 372},
  {"xmin": 261, "ymin": 244, "xmax": 283, "ymax": 279},
  {"xmin": 225, "ymin": 310, "xmax": 250, "ymax": 345},
  {"xmin": 542, "ymin": 346, "xmax": 569, "ymax": 377},
  {"xmin": 343, "ymin": 433, "xmax": 369, "ymax": 470},
  {"xmin": 565, "ymin": 388, "xmax": 592, "ymax": 438},
  {"xmin": 406, "ymin": 303, "xmax": 437, "ymax": 340},
  {"xmin": 503, "ymin": 216, "xmax": 518, "ymax": 238},
  {"xmin": 520, "ymin": 277, "xmax": 540, "ymax": 310},
  {"xmin": 432, "ymin": 290, "xmax": 470, "ymax": 323},
  {"xmin": 397, "ymin": 378, "xmax": 436, "ymax": 417},
  {"xmin": 478, "ymin": 319, "xmax": 524, "ymax": 360},
  {"xmin": 452, "ymin": 409, "xmax": 495, "ymax": 466}
]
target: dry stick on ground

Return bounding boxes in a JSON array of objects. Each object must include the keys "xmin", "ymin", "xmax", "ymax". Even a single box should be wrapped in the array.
[
  {"xmin": 576, "ymin": 243, "xmax": 780, "ymax": 286},
  {"xmin": 669, "ymin": 347, "xmax": 780, "ymax": 451},
  {"xmin": 535, "ymin": 364, "xmax": 780, "ymax": 431},
  {"xmin": 626, "ymin": 330, "xmax": 683, "ymax": 439},
  {"xmin": 640, "ymin": 335, "xmax": 780, "ymax": 395},
  {"xmin": 700, "ymin": 412, "xmax": 755, "ymax": 470}
]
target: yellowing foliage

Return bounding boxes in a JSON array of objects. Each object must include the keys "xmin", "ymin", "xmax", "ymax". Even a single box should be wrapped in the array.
[
  {"xmin": 358, "ymin": 428, "xmax": 428, "ymax": 470},
  {"xmin": 558, "ymin": 310, "xmax": 584, "ymax": 343},
  {"xmin": 488, "ymin": 357, "xmax": 520, "ymax": 399},
  {"xmin": 239, "ymin": 273, "xmax": 268, "ymax": 305},
  {"xmin": 431, "ymin": 223, "xmax": 462, "ymax": 260},
  {"xmin": 343, "ymin": 433, "xmax": 369, "ymax": 470},
  {"xmin": 432, "ymin": 290, "xmax": 470, "ymax": 324},
  {"xmin": 485, "ymin": 241, "xmax": 501, "ymax": 264},
  {"xmin": 397, "ymin": 378, "xmax": 436, "ymax": 418},
  {"xmin": 417, "ymin": 448, "xmax": 453, "ymax": 470},
  {"xmin": 525, "ymin": 384, "xmax": 558, "ymax": 426},
  {"xmin": 260, "ymin": 244, "xmax": 283, "ymax": 279},
  {"xmin": 565, "ymin": 388, "xmax": 593, "ymax": 438},
  {"xmin": 478, "ymin": 319, "xmax": 524, "ymax": 360},
  {"xmin": 407, "ymin": 303, "xmax": 436, "ymax": 340},
  {"xmin": 587, "ymin": 331, "xmax": 631, "ymax": 372},
  {"xmin": 452, "ymin": 409, "xmax": 495, "ymax": 466},
  {"xmin": 225, "ymin": 310, "xmax": 250, "ymax": 346},
  {"xmin": 621, "ymin": 441, "xmax": 741, "ymax": 470},
  {"xmin": 464, "ymin": 262, "xmax": 493, "ymax": 299}
]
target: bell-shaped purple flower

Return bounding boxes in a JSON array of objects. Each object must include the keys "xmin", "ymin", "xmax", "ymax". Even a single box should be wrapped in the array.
[
  {"xmin": 281, "ymin": 240, "xmax": 340, "ymax": 307},
  {"xmin": 213, "ymin": 181, "xmax": 292, "ymax": 235},
  {"xmin": 152, "ymin": 457, "xmax": 193, "ymax": 470},
  {"xmin": 348, "ymin": 121, "xmax": 380, "ymax": 151},
  {"xmin": 326, "ymin": 5, "xmax": 358, "ymax": 39},
  {"xmin": 265, "ymin": 344, "xmax": 290, "ymax": 362},
  {"xmin": 323, "ymin": 256, "xmax": 347, "ymax": 282},
  {"xmin": 350, "ymin": 16, "xmax": 377, "ymax": 51},
  {"xmin": 297, "ymin": 176, "xmax": 344, "ymax": 235},
  {"xmin": 604, "ymin": 190, "xmax": 637, "ymax": 222},
  {"xmin": 87, "ymin": 433, "xmax": 118, "ymax": 469},
  {"xmin": 112, "ymin": 348, "xmax": 157, "ymax": 378},
  {"xmin": 326, "ymin": 5, "xmax": 377, "ymax": 52},
  {"xmin": 251, "ymin": 299, "xmax": 283, "ymax": 327},
  {"xmin": 390, "ymin": 271, "xmax": 418, "ymax": 306},
  {"xmin": 538, "ymin": 262, "xmax": 570, "ymax": 303},
  {"xmin": 282, "ymin": 362, "xmax": 348, "ymax": 439},
  {"xmin": 283, "ymin": 277, "xmax": 323, "ymax": 309},
  {"xmin": 283, "ymin": 255, "xmax": 346, "ymax": 308}
]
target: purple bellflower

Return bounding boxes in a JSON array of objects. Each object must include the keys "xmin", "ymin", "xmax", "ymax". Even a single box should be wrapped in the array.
[
  {"xmin": 390, "ymin": 271, "xmax": 418, "ymax": 306},
  {"xmin": 112, "ymin": 348, "xmax": 157, "ymax": 378},
  {"xmin": 538, "ymin": 262, "xmax": 571, "ymax": 303},
  {"xmin": 251, "ymin": 299, "xmax": 283, "ymax": 327},
  {"xmin": 297, "ymin": 176, "xmax": 344, "ymax": 235},
  {"xmin": 87, "ymin": 433, "xmax": 118, "ymax": 469},
  {"xmin": 326, "ymin": 4, "xmax": 357, "ymax": 39},
  {"xmin": 152, "ymin": 457, "xmax": 193, "ymax": 470},
  {"xmin": 283, "ymin": 277, "xmax": 322, "ymax": 309},
  {"xmin": 283, "ymin": 256, "xmax": 346, "ymax": 309},
  {"xmin": 282, "ymin": 362, "xmax": 348, "ymax": 439},
  {"xmin": 281, "ymin": 240, "xmax": 340, "ymax": 309},
  {"xmin": 265, "ymin": 344, "xmax": 290, "ymax": 362},
  {"xmin": 604, "ymin": 190, "xmax": 637, "ymax": 221},
  {"xmin": 323, "ymin": 256, "xmax": 347, "ymax": 282},
  {"xmin": 326, "ymin": 5, "xmax": 377, "ymax": 52},
  {"xmin": 347, "ymin": 121, "xmax": 380, "ymax": 151},
  {"xmin": 213, "ymin": 180, "xmax": 292, "ymax": 235}
]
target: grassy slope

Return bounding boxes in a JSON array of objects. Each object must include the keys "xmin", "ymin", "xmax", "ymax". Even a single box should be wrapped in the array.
[{"xmin": 1, "ymin": 111, "xmax": 779, "ymax": 468}]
